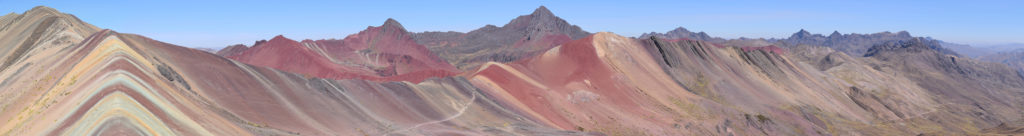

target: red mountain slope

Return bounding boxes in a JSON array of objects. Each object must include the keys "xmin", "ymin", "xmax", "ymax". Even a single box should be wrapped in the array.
[{"xmin": 226, "ymin": 19, "xmax": 458, "ymax": 83}]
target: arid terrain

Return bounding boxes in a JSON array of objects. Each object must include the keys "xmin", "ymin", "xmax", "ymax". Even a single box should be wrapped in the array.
[{"xmin": 0, "ymin": 6, "xmax": 1022, "ymax": 135}]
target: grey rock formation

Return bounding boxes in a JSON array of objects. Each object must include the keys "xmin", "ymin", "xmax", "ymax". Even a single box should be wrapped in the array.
[{"xmin": 640, "ymin": 27, "xmax": 726, "ymax": 43}]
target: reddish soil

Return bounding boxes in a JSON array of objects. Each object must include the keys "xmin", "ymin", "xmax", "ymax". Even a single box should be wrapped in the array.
[{"xmin": 225, "ymin": 20, "xmax": 459, "ymax": 83}]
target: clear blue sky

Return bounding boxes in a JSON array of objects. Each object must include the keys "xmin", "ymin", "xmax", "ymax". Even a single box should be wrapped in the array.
[{"xmin": 2, "ymin": 0, "xmax": 1022, "ymax": 48}]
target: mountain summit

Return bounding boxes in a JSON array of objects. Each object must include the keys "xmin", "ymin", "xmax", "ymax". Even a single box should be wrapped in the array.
[
  {"xmin": 789, "ymin": 29, "xmax": 817, "ymax": 39},
  {"xmin": 829, "ymin": 30, "xmax": 842, "ymax": 38},
  {"xmin": 381, "ymin": 18, "xmax": 406, "ymax": 32},
  {"xmin": 531, "ymin": 5, "xmax": 554, "ymax": 17},
  {"xmin": 411, "ymin": 5, "xmax": 590, "ymax": 70}
]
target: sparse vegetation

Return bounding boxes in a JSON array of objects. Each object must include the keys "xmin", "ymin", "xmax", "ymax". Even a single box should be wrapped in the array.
[
  {"xmin": 246, "ymin": 121, "xmax": 268, "ymax": 128},
  {"xmin": 756, "ymin": 114, "xmax": 771, "ymax": 123}
]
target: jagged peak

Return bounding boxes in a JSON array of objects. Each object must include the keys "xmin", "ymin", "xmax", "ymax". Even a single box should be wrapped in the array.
[
  {"xmin": 531, "ymin": 6, "xmax": 553, "ymax": 17},
  {"xmin": 829, "ymin": 30, "xmax": 842, "ymax": 37},
  {"xmin": 496, "ymin": 5, "xmax": 590, "ymax": 39},
  {"xmin": 897, "ymin": 38, "xmax": 933, "ymax": 48},
  {"xmin": 864, "ymin": 37, "xmax": 948, "ymax": 57},
  {"xmin": 790, "ymin": 29, "xmax": 814, "ymax": 38}
]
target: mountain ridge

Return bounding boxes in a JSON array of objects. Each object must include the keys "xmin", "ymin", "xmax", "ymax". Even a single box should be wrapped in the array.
[
  {"xmin": 222, "ymin": 18, "xmax": 458, "ymax": 83},
  {"xmin": 2, "ymin": 6, "xmax": 1023, "ymax": 135}
]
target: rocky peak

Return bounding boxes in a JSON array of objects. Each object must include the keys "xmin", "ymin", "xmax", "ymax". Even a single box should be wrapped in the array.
[
  {"xmin": 265, "ymin": 35, "xmax": 299, "ymax": 46},
  {"xmin": 381, "ymin": 18, "xmax": 407, "ymax": 32},
  {"xmin": 499, "ymin": 5, "xmax": 588, "ymax": 39},
  {"xmin": 531, "ymin": 6, "xmax": 554, "ymax": 18},
  {"xmin": 829, "ymin": 31, "xmax": 842, "ymax": 38},
  {"xmin": 508, "ymin": 6, "xmax": 562, "ymax": 27},
  {"xmin": 790, "ymin": 29, "xmax": 816, "ymax": 39},
  {"xmin": 668, "ymin": 27, "xmax": 693, "ymax": 34}
]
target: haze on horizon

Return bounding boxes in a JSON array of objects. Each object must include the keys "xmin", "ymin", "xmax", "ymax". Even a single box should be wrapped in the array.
[{"xmin": 2, "ymin": 0, "xmax": 1021, "ymax": 49}]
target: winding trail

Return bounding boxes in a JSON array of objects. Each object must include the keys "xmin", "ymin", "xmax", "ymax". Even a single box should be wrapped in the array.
[{"xmin": 384, "ymin": 91, "xmax": 478, "ymax": 135}]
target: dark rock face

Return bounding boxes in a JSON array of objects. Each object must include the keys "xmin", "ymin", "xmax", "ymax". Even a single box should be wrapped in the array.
[
  {"xmin": 863, "ymin": 37, "xmax": 959, "ymax": 57},
  {"xmin": 737, "ymin": 46, "xmax": 790, "ymax": 78},
  {"xmin": 412, "ymin": 6, "xmax": 590, "ymax": 70},
  {"xmin": 156, "ymin": 63, "xmax": 191, "ymax": 90},
  {"xmin": 781, "ymin": 30, "xmax": 921, "ymax": 56},
  {"xmin": 640, "ymin": 27, "xmax": 726, "ymax": 43}
]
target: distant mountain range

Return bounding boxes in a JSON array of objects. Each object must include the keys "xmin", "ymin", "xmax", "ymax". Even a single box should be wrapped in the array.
[
  {"xmin": 1, "ymin": 5, "xmax": 1023, "ymax": 135},
  {"xmin": 980, "ymin": 49, "xmax": 1024, "ymax": 73}
]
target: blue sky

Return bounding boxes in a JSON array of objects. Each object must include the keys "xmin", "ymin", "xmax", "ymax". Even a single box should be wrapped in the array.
[{"xmin": 2, "ymin": 0, "xmax": 1022, "ymax": 48}]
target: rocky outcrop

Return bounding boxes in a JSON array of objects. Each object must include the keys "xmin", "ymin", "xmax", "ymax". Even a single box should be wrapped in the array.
[{"xmin": 863, "ymin": 37, "xmax": 959, "ymax": 57}]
